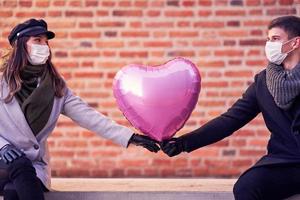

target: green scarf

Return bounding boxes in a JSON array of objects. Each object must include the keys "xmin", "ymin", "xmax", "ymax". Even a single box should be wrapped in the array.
[{"xmin": 15, "ymin": 64, "xmax": 55, "ymax": 136}]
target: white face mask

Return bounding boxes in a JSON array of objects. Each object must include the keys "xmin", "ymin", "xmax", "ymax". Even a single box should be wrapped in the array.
[
  {"xmin": 27, "ymin": 44, "xmax": 50, "ymax": 65},
  {"xmin": 265, "ymin": 38, "xmax": 295, "ymax": 65}
]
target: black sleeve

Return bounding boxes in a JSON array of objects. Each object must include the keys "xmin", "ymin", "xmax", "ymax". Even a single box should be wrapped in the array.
[{"xmin": 182, "ymin": 79, "xmax": 261, "ymax": 152}]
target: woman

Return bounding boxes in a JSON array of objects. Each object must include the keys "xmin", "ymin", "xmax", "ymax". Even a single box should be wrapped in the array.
[
  {"xmin": 161, "ymin": 15, "xmax": 300, "ymax": 200},
  {"xmin": 0, "ymin": 18, "xmax": 160, "ymax": 200}
]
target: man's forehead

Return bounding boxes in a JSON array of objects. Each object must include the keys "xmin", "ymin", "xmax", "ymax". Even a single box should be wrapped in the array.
[{"xmin": 268, "ymin": 27, "xmax": 289, "ymax": 38}]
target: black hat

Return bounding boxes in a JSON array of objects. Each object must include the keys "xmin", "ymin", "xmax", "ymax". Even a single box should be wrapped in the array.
[{"xmin": 8, "ymin": 18, "xmax": 55, "ymax": 46}]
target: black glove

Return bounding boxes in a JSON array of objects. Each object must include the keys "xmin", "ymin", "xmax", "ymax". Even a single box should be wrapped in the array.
[
  {"xmin": 128, "ymin": 134, "xmax": 160, "ymax": 153},
  {"xmin": 0, "ymin": 144, "xmax": 24, "ymax": 164},
  {"xmin": 160, "ymin": 137, "xmax": 185, "ymax": 157}
]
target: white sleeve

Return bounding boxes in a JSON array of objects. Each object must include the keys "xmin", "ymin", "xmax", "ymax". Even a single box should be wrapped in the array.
[{"xmin": 0, "ymin": 136, "xmax": 10, "ymax": 149}]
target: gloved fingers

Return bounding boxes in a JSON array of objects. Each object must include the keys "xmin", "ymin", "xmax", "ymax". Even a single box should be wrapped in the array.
[
  {"xmin": 7, "ymin": 150, "xmax": 18, "ymax": 161},
  {"xmin": 11, "ymin": 149, "xmax": 23, "ymax": 157},
  {"xmin": 142, "ymin": 135, "xmax": 157, "ymax": 142},
  {"xmin": 166, "ymin": 147, "xmax": 178, "ymax": 157},
  {"xmin": 161, "ymin": 142, "xmax": 176, "ymax": 152},
  {"xmin": 4, "ymin": 153, "xmax": 13, "ymax": 163},
  {"xmin": 143, "ymin": 144, "xmax": 160, "ymax": 153},
  {"xmin": 160, "ymin": 138, "xmax": 177, "ymax": 147},
  {"xmin": 141, "ymin": 135, "xmax": 160, "ymax": 144}
]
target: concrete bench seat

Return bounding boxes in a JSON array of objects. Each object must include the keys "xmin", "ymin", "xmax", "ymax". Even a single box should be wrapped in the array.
[
  {"xmin": 1, "ymin": 178, "xmax": 299, "ymax": 199},
  {"xmin": 49, "ymin": 178, "xmax": 236, "ymax": 200}
]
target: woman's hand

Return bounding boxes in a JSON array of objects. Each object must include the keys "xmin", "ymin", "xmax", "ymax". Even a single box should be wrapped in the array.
[
  {"xmin": 0, "ymin": 144, "xmax": 24, "ymax": 164},
  {"xmin": 128, "ymin": 134, "xmax": 160, "ymax": 153}
]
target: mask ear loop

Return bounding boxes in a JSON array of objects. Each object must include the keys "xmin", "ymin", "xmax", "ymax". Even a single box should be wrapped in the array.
[{"xmin": 282, "ymin": 37, "xmax": 298, "ymax": 54}]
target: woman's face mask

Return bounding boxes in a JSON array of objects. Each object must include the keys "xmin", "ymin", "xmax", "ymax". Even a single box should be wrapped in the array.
[
  {"xmin": 265, "ymin": 37, "xmax": 297, "ymax": 65},
  {"xmin": 27, "ymin": 43, "xmax": 50, "ymax": 65}
]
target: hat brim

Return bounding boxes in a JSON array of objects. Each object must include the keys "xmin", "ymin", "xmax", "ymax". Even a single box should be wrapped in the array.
[{"xmin": 24, "ymin": 29, "xmax": 55, "ymax": 40}]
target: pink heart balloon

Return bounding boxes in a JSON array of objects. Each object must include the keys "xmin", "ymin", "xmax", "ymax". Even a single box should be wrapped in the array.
[{"xmin": 113, "ymin": 57, "xmax": 201, "ymax": 142}]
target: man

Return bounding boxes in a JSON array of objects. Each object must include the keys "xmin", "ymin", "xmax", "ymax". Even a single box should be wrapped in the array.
[{"xmin": 160, "ymin": 15, "xmax": 300, "ymax": 199}]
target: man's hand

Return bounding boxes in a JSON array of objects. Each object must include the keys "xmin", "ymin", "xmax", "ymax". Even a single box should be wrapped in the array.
[
  {"xmin": 0, "ymin": 144, "xmax": 24, "ymax": 164},
  {"xmin": 128, "ymin": 134, "xmax": 160, "ymax": 153},
  {"xmin": 160, "ymin": 137, "xmax": 185, "ymax": 157}
]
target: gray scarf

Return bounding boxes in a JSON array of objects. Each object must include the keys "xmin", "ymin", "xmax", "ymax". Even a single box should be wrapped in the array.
[{"xmin": 266, "ymin": 62, "xmax": 300, "ymax": 110}]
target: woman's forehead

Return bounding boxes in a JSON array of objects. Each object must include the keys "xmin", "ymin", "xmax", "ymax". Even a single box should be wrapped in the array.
[{"xmin": 30, "ymin": 34, "xmax": 48, "ymax": 39}]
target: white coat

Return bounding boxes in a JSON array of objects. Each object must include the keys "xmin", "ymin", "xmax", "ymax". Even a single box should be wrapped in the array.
[{"xmin": 0, "ymin": 80, "xmax": 133, "ymax": 189}]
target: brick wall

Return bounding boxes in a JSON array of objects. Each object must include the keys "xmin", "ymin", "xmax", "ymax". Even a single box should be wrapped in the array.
[{"xmin": 0, "ymin": 0, "xmax": 299, "ymax": 178}]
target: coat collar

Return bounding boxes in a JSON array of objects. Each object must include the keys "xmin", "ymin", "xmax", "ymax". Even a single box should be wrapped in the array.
[
  {"xmin": 1, "ymin": 80, "xmax": 37, "ymax": 142},
  {"xmin": 260, "ymin": 71, "xmax": 292, "ymax": 128},
  {"xmin": 290, "ymin": 95, "xmax": 300, "ymax": 131}
]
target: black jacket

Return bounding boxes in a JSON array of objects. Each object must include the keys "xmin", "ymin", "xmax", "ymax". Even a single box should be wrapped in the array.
[{"xmin": 183, "ymin": 69, "xmax": 300, "ymax": 167}]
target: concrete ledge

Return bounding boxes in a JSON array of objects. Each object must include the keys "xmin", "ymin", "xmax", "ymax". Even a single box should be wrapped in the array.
[
  {"xmin": 48, "ymin": 178, "xmax": 235, "ymax": 200},
  {"xmin": 0, "ymin": 178, "xmax": 299, "ymax": 200}
]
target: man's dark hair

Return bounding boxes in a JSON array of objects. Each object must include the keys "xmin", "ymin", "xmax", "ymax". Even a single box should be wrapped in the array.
[{"xmin": 268, "ymin": 15, "xmax": 300, "ymax": 39}]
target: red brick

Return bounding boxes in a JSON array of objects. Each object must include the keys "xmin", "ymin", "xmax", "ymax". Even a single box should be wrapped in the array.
[
  {"xmin": 197, "ymin": 61, "xmax": 225, "ymax": 68},
  {"xmin": 101, "ymin": 1, "xmax": 115, "ymax": 7},
  {"xmin": 198, "ymin": 0, "xmax": 213, "ymax": 6},
  {"xmin": 232, "ymin": 159, "xmax": 252, "ymax": 167},
  {"xmin": 74, "ymin": 72, "xmax": 103, "ymax": 78},
  {"xmin": 48, "ymin": 11, "xmax": 62, "ymax": 17},
  {"xmin": 118, "ymin": 1, "xmax": 131, "ymax": 7},
  {"xmin": 147, "ymin": 10, "xmax": 161, "ymax": 17},
  {"xmin": 244, "ymin": 20, "xmax": 269, "ymax": 26},
  {"xmin": 19, "ymin": 0, "xmax": 32, "ymax": 7},
  {"xmin": 214, "ymin": 50, "xmax": 244, "ymax": 57},
  {"xmin": 279, "ymin": 0, "xmax": 294, "ymax": 4},
  {"xmin": 2, "ymin": 0, "xmax": 17, "ymax": 7},
  {"xmin": 68, "ymin": 0, "xmax": 82, "ymax": 6},
  {"xmin": 71, "ymin": 32, "xmax": 100, "ymax": 38},
  {"xmin": 215, "ymin": 10, "xmax": 246, "ymax": 16},
  {"xmin": 121, "ymin": 31, "xmax": 149, "ymax": 37},
  {"xmin": 225, "ymin": 70, "xmax": 252, "ymax": 77},
  {"xmin": 134, "ymin": 1, "xmax": 148, "ymax": 7},
  {"xmin": 96, "ymin": 10, "xmax": 109, "ymax": 16},
  {"xmin": 65, "ymin": 11, "xmax": 93, "ymax": 17},
  {"xmin": 120, "ymin": 51, "xmax": 148, "ymax": 58},
  {"xmin": 144, "ymin": 41, "xmax": 172, "ymax": 47},
  {"xmin": 240, "ymin": 149, "xmax": 266, "ymax": 157},
  {"xmin": 169, "ymin": 31, "xmax": 198, "ymax": 37},
  {"xmin": 165, "ymin": 10, "xmax": 194, "ymax": 17},
  {"xmin": 183, "ymin": 1, "xmax": 196, "ymax": 6},
  {"xmin": 219, "ymin": 30, "xmax": 248, "ymax": 37},
  {"xmin": 113, "ymin": 10, "xmax": 143, "ymax": 17},
  {"xmin": 239, "ymin": 39, "xmax": 265, "ymax": 46},
  {"xmin": 267, "ymin": 8, "xmax": 296, "ymax": 15},
  {"xmin": 96, "ymin": 21, "xmax": 125, "ymax": 27},
  {"xmin": 198, "ymin": 10, "xmax": 212, "ymax": 16},
  {"xmin": 0, "ymin": 11, "xmax": 13, "ymax": 17},
  {"xmin": 145, "ymin": 22, "xmax": 174, "ymax": 28},
  {"xmin": 127, "ymin": 169, "xmax": 142, "ymax": 176},
  {"xmin": 96, "ymin": 41, "xmax": 124, "ymax": 48},
  {"xmin": 85, "ymin": 0, "xmax": 98, "ymax": 7},
  {"xmin": 249, "ymin": 9, "xmax": 263, "ymax": 15},
  {"xmin": 263, "ymin": 0, "xmax": 276, "ymax": 5},
  {"xmin": 16, "ymin": 11, "xmax": 46, "ymax": 17},
  {"xmin": 246, "ymin": 0, "xmax": 261, "ymax": 5},
  {"xmin": 194, "ymin": 21, "xmax": 224, "ymax": 28}
]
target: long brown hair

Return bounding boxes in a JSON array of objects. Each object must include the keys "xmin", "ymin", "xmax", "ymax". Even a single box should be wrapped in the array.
[{"xmin": 0, "ymin": 36, "xmax": 66, "ymax": 103}]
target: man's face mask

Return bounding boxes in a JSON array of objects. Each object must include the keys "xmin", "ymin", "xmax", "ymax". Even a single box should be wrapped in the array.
[
  {"xmin": 264, "ymin": 37, "xmax": 298, "ymax": 65},
  {"xmin": 27, "ymin": 44, "xmax": 50, "ymax": 65}
]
